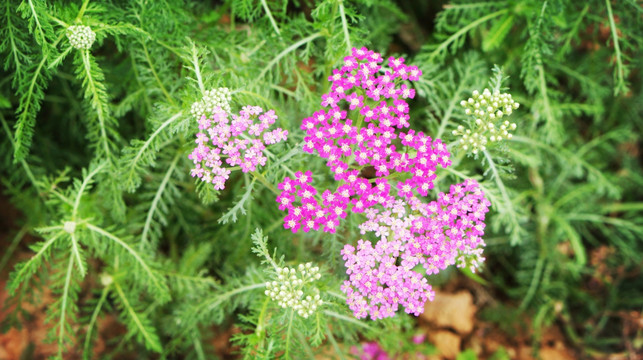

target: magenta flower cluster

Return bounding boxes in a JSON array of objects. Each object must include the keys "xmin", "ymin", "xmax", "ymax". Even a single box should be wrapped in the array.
[
  {"xmin": 350, "ymin": 334, "xmax": 427, "ymax": 360},
  {"xmin": 276, "ymin": 47, "xmax": 491, "ymax": 320},
  {"xmin": 189, "ymin": 106, "xmax": 288, "ymax": 190}
]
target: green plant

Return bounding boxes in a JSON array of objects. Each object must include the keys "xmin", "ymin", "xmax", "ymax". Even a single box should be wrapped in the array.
[{"xmin": 1, "ymin": 0, "xmax": 641, "ymax": 358}]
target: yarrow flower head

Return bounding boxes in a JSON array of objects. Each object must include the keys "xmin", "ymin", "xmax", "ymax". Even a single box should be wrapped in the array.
[
  {"xmin": 265, "ymin": 262, "xmax": 323, "ymax": 318},
  {"xmin": 66, "ymin": 25, "xmax": 96, "ymax": 50},
  {"xmin": 189, "ymin": 103, "xmax": 287, "ymax": 191},
  {"xmin": 452, "ymin": 87, "xmax": 519, "ymax": 154},
  {"xmin": 275, "ymin": 47, "xmax": 492, "ymax": 320},
  {"xmin": 191, "ymin": 87, "xmax": 232, "ymax": 119},
  {"xmin": 277, "ymin": 47, "xmax": 450, "ymax": 233}
]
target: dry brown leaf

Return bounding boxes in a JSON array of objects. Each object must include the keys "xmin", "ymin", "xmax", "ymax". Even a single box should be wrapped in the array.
[
  {"xmin": 0, "ymin": 327, "xmax": 28, "ymax": 360},
  {"xmin": 538, "ymin": 347, "xmax": 576, "ymax": 360},
  {"xmin": 428, "ymin": 330, "xmax": 461, "ymax": 360},
  {"xmin": 421, "ymin": 291, "xmax": 476, "ymax": 335}
]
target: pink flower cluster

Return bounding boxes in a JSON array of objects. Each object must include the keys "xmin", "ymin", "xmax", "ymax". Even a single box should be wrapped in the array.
[
  {"xmin": 343, "ymin": 179, "xmax": 489, "ymax": 319},
  {"xmin": 350, "ymin": 334, "xmax": 427, "ymax": 360},
  {"xmin": 279, "ymin": 47, "xmax": 449, "ymax": 232},
  {"xmin": 275, "ymin": 48, "xmax": 491, "ymax": 320},
  {"xmin": 351, "ymin": 341, "xmax": 391, "ymax": 360},
  {"xmin": 189, "ymin": 106, "xmax": 287, "ymax": 190}
]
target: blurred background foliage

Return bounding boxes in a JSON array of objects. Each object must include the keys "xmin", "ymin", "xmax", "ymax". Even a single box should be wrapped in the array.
[{"xmin": 0, "ymin": 0, "xmax": 641, "ymax": 359}]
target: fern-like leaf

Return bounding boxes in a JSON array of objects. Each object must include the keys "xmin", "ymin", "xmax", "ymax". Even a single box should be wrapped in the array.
[
  {"xmin": 85, "ymin": 223, "xmax": 171, "ymax": 303},
  {"xmin": 118, "ymin": 110, "xmax": 183, "ymax": 192},
  {"xmin": 113, "ymin": 280, "xmax": 163, "ymax": 352},
  {"xmin": 74, "ymin": 49, "xmax": 119, "ymax": 160}
]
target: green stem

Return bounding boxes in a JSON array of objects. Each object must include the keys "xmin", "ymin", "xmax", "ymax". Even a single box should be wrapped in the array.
[
  {"xmin": 113, "ymin": 280, "xmax": 161, "ymax": 351},
  {"xmin": 519, "ymin": 256, "xmax": 544, "ymax": 311},
  {"xmin": 0, "ymin": 227, "xmax": 28, "ymax": 273},
  {"xmin": 326, "ymin": 324, "xmax": 347, "ymax": 360},
  {"xmin": 428, "ymin": 9, "xmax": 508, "ymax": 61},
  {"xmin": 338, "ymin": 0, "xmax": 351, "ymax": 51},
  {"xmin": 323, "ymin": 310, "xmax": 375, "ymax": 330},
  {"xmin": 83, "ymin": 284, "xmax": 110, "ymax": 358},
  {"xmin": 0, "ymin": 115, "xmax": 41, "ymax": 193},
  {"xmin": 81, "ymin": 50, "xmax": 112, "ymax": 159},
  {"xmin": 141, "ymin": 41, "xmax": 176, "ymax": 106},
  {"xmin": 141, "ymin": 153, "xmax": 180, "ymax": 246},
  {"xmin": 256, "ymin": 296, "xmax": 271, "ymax": 349},
  {"xmin": 261, "ymin": 0, "xmax": 281, "ymax": 36},
  {"xmin": 284, "ymin": 309, "xmax": 295, "ymax": 359},
  {"xmin": 85, "ymin": 223, "xmax": 165, "ymax": 298},
  {"xmin": 190, "ymin": 42, "xmax": 205, "ymax": 95},
  {"xmin": 604, "ymin": 0, "xmax": 627, "ymax": 94},
  {"xmin": 76, "ymin": 0, "xmax": 90, "ymax": 20},
  {"xmin": 72, "ymin": 162, "xmax": 107, "ymax": 219},
  {"xmin": 57, "ymin": 254, "xmax": 75, "ymax": 358},
  {"xmin": 27, "ymin": 0, "xmax": 48, "ymax": 46},
  {"xmin": 46, "ymin": 12, "xmax": 68, "ymax": 28},
  {"xmin": 483, "ymin": 150, "xmax": 520, "ymax": 244},
  {"xmin": 251, "ymin": 171, "xmax": 279, "ymax": 195},
  {"xmin": 129, "ymin": 112, "xmax": 182, "ymax": 175},
  {"xmin": 259, "ymin": 32, "xmax": 324, "ymax": 79}
]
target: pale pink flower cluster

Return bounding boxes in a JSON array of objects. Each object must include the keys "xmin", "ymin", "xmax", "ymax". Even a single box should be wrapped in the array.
[
  {"xmin": 189, "ymin": 106, "xmax": 288, "ymax": 190},
  {"xmin": 276, "ymin": 47, "xmax": 491, "ymax": 320},
  {"xmin": 342, "ymin": 179, "xmax": 489, "ymax": 319}
]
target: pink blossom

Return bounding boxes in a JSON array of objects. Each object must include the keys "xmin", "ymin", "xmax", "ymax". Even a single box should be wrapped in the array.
[
  {"xmin": 275, "ymin": 48, "xmax": 491, "ymax": 320},
  {"xmin": 189, "ymin": 106, "xmax": 287, "ymax": 191}
]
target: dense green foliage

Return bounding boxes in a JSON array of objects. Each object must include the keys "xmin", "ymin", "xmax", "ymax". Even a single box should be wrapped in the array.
[{"xmin": 1, "ymin": 0, "xmax": 641, "ymax": 358}]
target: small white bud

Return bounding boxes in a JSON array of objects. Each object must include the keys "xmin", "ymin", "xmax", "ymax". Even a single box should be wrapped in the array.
[
  {"xmin": 67, "ymin": 25, "xmax": 96, "ymax": 50},
  {"xmin": 100, "ymin": 273, "xmax": 113, "ymax": 286},
  {"xmin": 63, "ymin": 221, "xmax": 76, "ymax": 234}
]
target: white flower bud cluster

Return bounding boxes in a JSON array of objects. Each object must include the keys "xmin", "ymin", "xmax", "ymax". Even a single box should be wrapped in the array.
[
  {"xmin": 265, "ymin": 262, "xmax": 323, "ymax": 318},
  {"xmin": 456, "ymin": 247, "xmax": 485, "ymax": 274},
  {"xmin": 100, "ymin": 273, "xmax": 113, "ymax": 286},
  {"xmin": 63, "ymin": 221, "xmax": 76, "ymax": 234},
  {"xmin": 191, "ymin": 87, "xmax": 232, "ymax": 119},
  {"xmin": 66, "ymin": 25, "xmax": 96, "ymax": 50},
  {"xmin": 453, "ymin": 88, "xmax": 519, "ymax": 154}
]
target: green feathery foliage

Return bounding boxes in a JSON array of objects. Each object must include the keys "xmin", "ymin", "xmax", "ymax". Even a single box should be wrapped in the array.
[{"xmin": 0, "ymin": 0, "xmax": 641, "ymax": 358}]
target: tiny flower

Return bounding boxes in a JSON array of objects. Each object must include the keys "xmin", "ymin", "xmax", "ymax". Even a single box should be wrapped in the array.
[
  {"xmin": 265, "ymin": 263, "xmax": 324, "ymax": 318},
  {"xmin": 63, "ymin": 221, "xmax": 76, "ymax": 234},
  {"xmin": 189, "ymin": 102, "xmax": 287, "ymax": 192},
  {"xmin": 67, "ymin": 25, "xmax": 96, "ymax": 50},
  {"xmin": 454, "ymin": 86, "xmax": 519, "ymax": 154}
]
